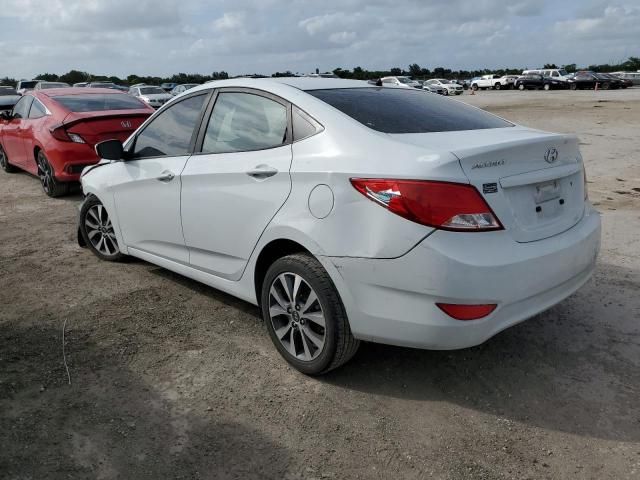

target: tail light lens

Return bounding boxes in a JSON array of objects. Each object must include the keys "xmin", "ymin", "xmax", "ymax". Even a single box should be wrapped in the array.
[
  {"xmin": 49, "ymin": 124, "xmax": 86, "ymax": 144},
  {"xmin": 436, "ymin": 303, "xmax": 497, "ymax": 320},
  {"xmin": 350, "ymin": 178, "xmax": 502, "ymax": 231}
]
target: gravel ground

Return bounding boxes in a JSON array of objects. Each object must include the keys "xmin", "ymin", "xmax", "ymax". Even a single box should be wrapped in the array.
[{"xmin": 1, "ymin": 88, "xmax": 639, "ymax": 479}]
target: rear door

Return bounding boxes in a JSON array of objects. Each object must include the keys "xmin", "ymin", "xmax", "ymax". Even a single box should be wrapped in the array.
[
  {"xmin": 110, "ymin": 92, "xmax": 210, "ymax": 263},
  {"xmin": 180, "ymin": 89, "xmax": 292, "ymax": 280},
  {"xmin": 1, "ymin": 95, "xmax": 33, "ymax": 167}
]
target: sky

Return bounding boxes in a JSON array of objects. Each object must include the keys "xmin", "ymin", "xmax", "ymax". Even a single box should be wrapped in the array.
[{"xmin": 0, "ymin": 0, "xmax": 638, "ymax": 79}]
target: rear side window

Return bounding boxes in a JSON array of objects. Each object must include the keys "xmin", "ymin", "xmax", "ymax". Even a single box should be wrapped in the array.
[
  {"xmin": 132, "ymin": 94, "xmax": 207, "ymax": 158},
  {"xmin": 28, "ymin": 99, "xmax": 47, "ymax": 119},
  {"xmin": 12, "ymin": 96, "xmax": 33, "ymax": 119},
  {"xmin": 308, "ymin": 88, "xmax": 512, "ymax": 133},
  {"xmin": 202, "ymin": 92, "xmax": 287, "ymax": 153},
  {"xmin": 52, "ymin": 94, "xmax": 147, "ymax": 112}
]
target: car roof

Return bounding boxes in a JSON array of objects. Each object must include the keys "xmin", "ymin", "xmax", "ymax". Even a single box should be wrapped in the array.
[
  {"xmin": 36, "ymin": 87, "xmax": 128, "ymax": 97},
  {"xmin": 193, "ymin": 77, "xmax": 370, "ymax": 92}
]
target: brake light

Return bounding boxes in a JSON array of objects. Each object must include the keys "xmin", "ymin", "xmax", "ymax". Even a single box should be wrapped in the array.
[
  {"xmin": 350, "ymin": 178, "xmax": 502, "ymax": 231},
  {"xmin": 436, "ymin": 303, "xmax": 497, "ymax": 320},
  {"xmin": 49, "ymin": 124, "xmax": 86, "ymax": 144}
]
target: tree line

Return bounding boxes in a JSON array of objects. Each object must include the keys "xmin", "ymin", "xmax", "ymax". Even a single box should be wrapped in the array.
[{"xmin": 1, "ymin": 57, "xmax": 638, "ymax": 87}]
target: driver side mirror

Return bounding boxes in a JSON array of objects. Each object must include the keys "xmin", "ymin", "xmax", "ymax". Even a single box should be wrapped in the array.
[{"xmin": 95, "ymin": 139, "xmax": 124, "ymax": 161}]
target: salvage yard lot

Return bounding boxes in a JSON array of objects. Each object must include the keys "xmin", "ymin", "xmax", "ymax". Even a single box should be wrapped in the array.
[{"xmin": 1, "ymin": 89, "xmax": 639, "ymax": 479}]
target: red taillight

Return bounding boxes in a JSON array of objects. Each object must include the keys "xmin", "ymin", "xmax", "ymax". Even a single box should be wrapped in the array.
[
  {"xmin": 350, "ymin": 178, "xmax": 503, "ymax": 231},
  {"xmin": 49, "ymin": 124, "xmax": 85, "ymax": 144},
  {"xmin": 436, "ymin": 303, "xmax": 497, "ymax": 320}
]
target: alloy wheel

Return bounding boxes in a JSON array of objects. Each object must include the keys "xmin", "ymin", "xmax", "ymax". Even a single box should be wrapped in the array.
[
  {"xmin": 37, "ymin": 154, "xmax": 53, "ymax": 194},
  {"xmin": 0, "ymin": 147, "xmax": 7, "ymax": 169},
  {"xmin": 84, "ymin": 204, "xmax": 120, "ymax": 256},
  {"xmin": 268, "ymin": 272, "xmax": 326, "ymax": 362}
]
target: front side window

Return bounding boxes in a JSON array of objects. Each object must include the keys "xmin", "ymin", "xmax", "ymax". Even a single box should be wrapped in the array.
[
  {"xmin": 131, "ymin": 94, "xmax": 207, "ymax": 158},
  {"xmin": 12, "ymin": 95, "xmax": 34, "ymax": 119},
  {"xmin": 202, "ymin": 92, "xmax": 287, "ymax": 153}
]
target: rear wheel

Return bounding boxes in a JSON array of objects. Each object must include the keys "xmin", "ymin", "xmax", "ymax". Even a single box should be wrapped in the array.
[
  {"xmin": 495, "ymin": 83, "xmax": 501, "ymax": 90},
  {"xmin": 37, "ymin": 151, "xmax": 69, "ymax": 197},
  {"xmin": 518, "ymin": 84, "xmax": 525, "ymax": 90},
  {"xmin": 543, "ymin": 83, "xmax": 551, "ymax": 91},
  {"xmin": 0, "ymin": 144, "xmax": 18, "ymax": 173},
  {"xmin": 79, "ymin": 196, "xmax": 126, "ymax": 262},
  {"xmin": 471, "ymin": 84, "xmax": 478, "ymax": 91},
  {"xmin": 570, "ymin": 83, "xmax": 577, "ymax": 90},
  {"xmin": 261, "ymin": 253, "xmax": 359, "ymax": 375},
  {"xmin": 601, "ymin": 82, "xmax": 610, "ymax": 90}
]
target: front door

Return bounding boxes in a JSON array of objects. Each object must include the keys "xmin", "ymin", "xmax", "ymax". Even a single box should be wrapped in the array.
[
  {"xmin": 180, "ymin": 90, "xmax": 292, "ymax": 280},
  {"xmin": 2, "ymin": 95, "xmax": 33, "ymax": 167},
  {"xmin": 111, "ymin": 93, "xmax": 209, "ymax": 263}
]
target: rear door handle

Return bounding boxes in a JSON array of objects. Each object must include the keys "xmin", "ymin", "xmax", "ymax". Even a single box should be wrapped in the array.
[
  {"xmin": 246, "ymin": 164, "xmax": 278, "ymax": 179},
  {"xmin": 157, "ymin": 170, "xmax": 175, "ymax": 182}
]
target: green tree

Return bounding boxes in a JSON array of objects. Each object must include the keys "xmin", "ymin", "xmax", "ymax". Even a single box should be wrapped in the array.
[
  {"xmin": 543, "ymin": 63, "xmax": 558, "ymax": 69},
  {"xmin": 59, "ymin": 70, "xmax": 90, "ymax": 85},
  {"xmin": 34, "ymin": 73, "xmax": 59, "ymax": 81},
  {"xmin": 408, "ymin": 63, "xmax": 422, "ymax": 77}
]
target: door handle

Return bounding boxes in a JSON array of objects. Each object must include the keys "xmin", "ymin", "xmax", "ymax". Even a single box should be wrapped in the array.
[
  {"xmin": 246, "ymin": 164, "xmax": 278, "ymax": 179},
  {"xmin": 157, "ymin": 170, "xmax": 175, "ymax": 182}
]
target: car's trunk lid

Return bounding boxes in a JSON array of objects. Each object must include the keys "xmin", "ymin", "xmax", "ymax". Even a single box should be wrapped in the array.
[
  {"xmin": 62, "ymin": 110, "xmax": 152, "ymax": 146},
  {"xmin": 390, "ymin": 127, "xmax": 586, "ymax": 242}
]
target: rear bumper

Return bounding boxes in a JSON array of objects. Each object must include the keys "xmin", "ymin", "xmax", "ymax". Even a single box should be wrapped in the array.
[
  {"xmin": 47, "ymin": 143, "xmax": 99, "ymax": 182},
  {"xmin": 326, "ymin": 206, "xmax": 601, "ymax": 349}
]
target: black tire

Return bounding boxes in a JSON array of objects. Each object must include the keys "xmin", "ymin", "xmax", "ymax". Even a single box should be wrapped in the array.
[
  {"xmin": 79, "ymin": 195, "xmax": 126, "ymax": 262},
  {"xmin": 0, "ymin": 144, "xmax": 18, "ymax": 173},
  {"xmin": 543, "ymin": 83, "xmax": 551, "ymax": 91},
  {"xmin": 518, "ymin": 84, "xmax": 525, "ymax": 91},
  {"xmin": 495, "ymin": 83, "xmax": 501, "ymax": 90},
  {"xmin": 471, "ymin": 84, "xmax": 478, "ymax": 91},
  {"xmin": 570, "ymin": 83, "xmax": 577, "ymax": 90},
  {"xmin": 601, "ymin": 82, "xmax": 610, "ymax": 90},
  {"xmin": 37, "ymin": 151, "xmax": 69, "ymax": 197},
  {"xmin": 261, "ymin": 253, "xmax": 359, "ymax": 375}
]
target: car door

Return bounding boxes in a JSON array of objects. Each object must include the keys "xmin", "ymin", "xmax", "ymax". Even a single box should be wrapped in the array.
[
  {"xmin": 2, "ymin": 95, "xmax": 33, "ymax": 167},
  {"xmin": 110, "ymin": 92, "xmax": 210, "ymax": 263},
  {"xmin": 180, "ymin": 89, "xmax": 292, "ymax": 280}
]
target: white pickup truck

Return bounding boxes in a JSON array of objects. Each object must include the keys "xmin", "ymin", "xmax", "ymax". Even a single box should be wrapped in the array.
[{"xmin": 470, "ymin": 75, "xmax": 512, "ymax": 90}]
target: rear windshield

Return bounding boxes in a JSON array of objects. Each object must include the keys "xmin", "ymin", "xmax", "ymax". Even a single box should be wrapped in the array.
[
  {"xmin": 52, "ymin": 94, "xmax": 147, "ymax": 112},
  {"xmin": 308, "ymin": 88, "xmax": 513, "ymax": 133},
  {"xmin": 19, "ymin": 81, "xmax": 38, "ymax": 89}
]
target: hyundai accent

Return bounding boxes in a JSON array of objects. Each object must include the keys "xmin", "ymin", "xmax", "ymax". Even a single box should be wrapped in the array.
[{"xmin": 77, "ymin": 78, "xmax": 601, "ymax": 374}]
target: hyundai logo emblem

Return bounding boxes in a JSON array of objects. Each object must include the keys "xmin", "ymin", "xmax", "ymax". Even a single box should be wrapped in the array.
[
  {"xmin": 544, "ymin": 147, "xmax": 558, "ymax": 164},
  {"xmin": 121, "ymin": 120, "xmax": 132, "ymax": 128}
]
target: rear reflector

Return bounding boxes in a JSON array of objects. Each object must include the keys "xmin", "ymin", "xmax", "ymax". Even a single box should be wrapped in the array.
[
  {"xmin": 436, "ymin": 303, "xmax": 497, "ymax": 321},
  {"xmin": 350, "ymin": 179, "xmax": 502, "ymax": 231}
]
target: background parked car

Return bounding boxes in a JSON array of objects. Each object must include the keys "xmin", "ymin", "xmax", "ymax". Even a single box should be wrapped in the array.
[
  {"xmin": 421, "ymin": 82, "xmax": 445, "ymax": 95},
  {"xmin": 34, "ymin": 81, "xmax": 70, "ymax": 90},
  {"xmin": 16, "ymin": 80, "xmax": 39, "ymax": 95},
  {"xmin": 73, "ymin": 82, "xmax": 89, "ymax": 87},
  {"xmin": 569, "ymin": 71, "xmax": 620, "ymax": 90},
  {"xmin": 514, "ymin": 74, "xmax": 567, "ymax": 90},
  {"xmin": 425, "ymin": 79, "xmax": 463, "ymax": 95},
  {"xmin": 599, "ymin": 73, "xmax": 630, "ymax": 89},
  {"xmin": 170, "ymin": 84, "xmax": 200, "ymax": 96},
  {"xmin": 0, "ymin": 88, "xmax": 153, "ymax": 196},
  {"xmin": 610, "ymin": 71, "xmax": 640, "ymax": 86},
  {"xmin": 160, "ymin": 82, "xmax": 177, "ymax": 92},
  {"xmin": 523, "ymin": 68, "xmax": 572, "ymax": 82},
  {"xmin": 88, "ymin": 82, "xmax": 128, "ymax": 92},
  {"xmin": 128, "ymin": 86, "xmax": 173, "ymax": 108},
  {"xmin": 470, "ymin": 74, "xmax": 509, "ymax": 90},
  {"xmin": 380, "ymin": 76, "xmax": 421, "ymax": 88},
  {"xmin": 0, "ymin": 87, "xmax": 21, "ymax": 111}
]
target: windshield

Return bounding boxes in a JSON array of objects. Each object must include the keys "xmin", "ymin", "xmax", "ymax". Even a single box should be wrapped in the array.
[
  {"xmin": 140, "ymin": 87, "xmax": 166, "ymax": 95},
  {"xmin": 52, "ymin": 94, "xmax": 147, "ymax": 112},
  {"xmin": 397, "ymin": 77, "xmax": 413, "ymax": 84},
  {"xmin": 19, "ymin": 81, "xmax": 38, "ymax": 89},
  {"xmin": 308, "ymin": 87, "xmax": 513, "ymax": 133}
]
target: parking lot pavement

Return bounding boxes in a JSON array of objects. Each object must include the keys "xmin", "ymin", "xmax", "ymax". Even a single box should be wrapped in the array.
[{"xmin": 1, "ymin": 89, "xmax": 639, "ymax": 479}]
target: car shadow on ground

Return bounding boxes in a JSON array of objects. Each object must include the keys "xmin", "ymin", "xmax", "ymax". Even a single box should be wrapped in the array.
[
  {"xmin": 322, "ymin": 261, "xmax": 640, "ymax": 443},
  {"xmin": 0, "ymin": 322, "xmax": 290, "ymax": 479}
]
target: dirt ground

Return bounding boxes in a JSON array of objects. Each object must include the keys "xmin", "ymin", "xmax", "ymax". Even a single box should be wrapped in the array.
[{"xmin": 1, "ymin": 88, "xmax": 639, "ymax": 480}]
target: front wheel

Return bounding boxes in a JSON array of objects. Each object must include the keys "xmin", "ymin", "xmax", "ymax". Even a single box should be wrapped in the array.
[
  {"xmin": 543, "ymin": 83, "xmax": 551, "ymax": 91},
  {"xmin": 471, "ymin": 84, "xmax": 478, "ymax": 91},
  {"xmin": 37, "ymin": 151, "xmax": 69, "ymax": 197},
  {"xmin": 0, "ymin": 144, "xmax": 18, "ymax": 173},
  {"xmin": 570, "ymin": 83, "xmax": 577, "ymax": 90},
  {"xmin": 495, "ymin": 83, "xmax": 501, "ymax": 90},
  {"xmin": 518, "ymin": 84, "xmax": 525, "ymax": 90},
  {"xmin": 261, "ymin": 253, "xmax": 359, "ymax": 375},
  {"xmin": 79, "ymin": 196, "xmax": 126, "ymax": 262}
]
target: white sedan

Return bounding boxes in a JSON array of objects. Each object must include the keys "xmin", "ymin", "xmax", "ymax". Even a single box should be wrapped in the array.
[
  {"xmin": 425, "ymin": 78, "xmax": 464, "ymax": 95},
  {"xmin": 78, "ymin": 78, "xmax": 601, "ymax": 374}
]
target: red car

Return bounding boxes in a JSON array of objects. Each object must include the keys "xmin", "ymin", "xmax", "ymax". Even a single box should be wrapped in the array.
[{"xmin": 0, "ymin": 88, "xmax": 153, "ymax": 197}]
